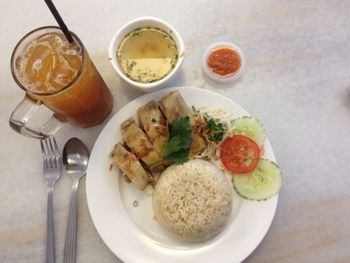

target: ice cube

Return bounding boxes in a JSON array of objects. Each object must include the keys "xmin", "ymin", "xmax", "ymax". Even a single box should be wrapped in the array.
[
  {"xmin": 32, "ymin": 59, "xmax": 42, "ymax": 71},
  {"xmin": 62, "ymin": 42, "xmax": 81, "ymax": 54}
]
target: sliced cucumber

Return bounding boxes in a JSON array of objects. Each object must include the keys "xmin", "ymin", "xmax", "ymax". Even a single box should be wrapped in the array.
[
  {"xmin": 231, "ymin": 116, "xmax": 265, "ymax": 147},
  {"xmin": 233, "ymin": 159, "xmax": 282, "ymax": 200}
]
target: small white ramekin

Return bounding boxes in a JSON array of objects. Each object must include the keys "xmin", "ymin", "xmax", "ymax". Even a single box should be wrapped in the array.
[
  {"xmin": 202, "ymin": 41, "xmax": 245, "ymax": 83},
  {"xmin": 108, "ymin": 16, "xmax": 185, "ymax": 92}
]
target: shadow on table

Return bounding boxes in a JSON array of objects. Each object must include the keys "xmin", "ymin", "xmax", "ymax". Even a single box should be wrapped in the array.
[{"xmin": 200, "ymin": 69, "xmax": 243, "ymax": 90}]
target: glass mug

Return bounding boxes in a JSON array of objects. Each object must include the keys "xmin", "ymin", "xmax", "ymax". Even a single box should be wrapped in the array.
[{"xmin": 10, "ymin": 26, "xmax": 113, "ymax": 139}]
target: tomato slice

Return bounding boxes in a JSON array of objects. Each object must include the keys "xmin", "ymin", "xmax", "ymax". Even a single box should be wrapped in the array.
[{"xmin": 220, "ymin": 135, "xmax": 259, "ymax": 173}]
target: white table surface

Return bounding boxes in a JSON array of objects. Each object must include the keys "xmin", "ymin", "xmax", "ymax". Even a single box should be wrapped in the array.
[{"xmin": 1, "ymin": 0, "xmax": 350, "ymax": 262}]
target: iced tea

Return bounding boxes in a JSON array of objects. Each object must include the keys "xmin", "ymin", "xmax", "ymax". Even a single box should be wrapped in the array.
[{"xmin": 12, "ymin": 28, "xmax": 113, "ymax": 127}]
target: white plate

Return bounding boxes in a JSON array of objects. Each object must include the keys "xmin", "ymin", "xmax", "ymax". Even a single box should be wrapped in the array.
[{"xmin": 86, "ymin": 87, "xmax": 278, "ymax": 263}]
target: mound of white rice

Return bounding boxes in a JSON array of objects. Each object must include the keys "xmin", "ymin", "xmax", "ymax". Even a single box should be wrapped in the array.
[{"xmin": 152, "ymin": 159, "xmax": 233, "ymax": 242}]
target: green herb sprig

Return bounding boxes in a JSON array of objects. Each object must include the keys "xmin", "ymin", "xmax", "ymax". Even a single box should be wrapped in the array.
[
  {"xmin": 163, "ymin": 116, "xmax": 192, "ymax": 163},
  {"xmin": 205, "ymin": 114, "xmax": 225, "ymax": 143}
]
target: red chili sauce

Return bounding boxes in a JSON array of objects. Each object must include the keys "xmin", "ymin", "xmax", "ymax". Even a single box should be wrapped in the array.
[{"xmin": 207, "ymin": 47, "xmax": 241, "ymax": 77}]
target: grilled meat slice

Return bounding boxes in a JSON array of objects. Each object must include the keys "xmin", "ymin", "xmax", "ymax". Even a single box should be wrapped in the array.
[
  {"xmin": 159, "ymin": 91, "xmax": 207, "ymax": 157},
  {"xmin": 111, "ymin": 143, "xmax": 153, "ymax": 190},
  {"xmin": 159, "ymin": 91, "xmax": 191, "ymax": 125},
  {"xmin": 189, "ymin": 133, "xmax": 207, "ymax": 158},
  {"xmin": 121, "ymin": 118, "xmax": 163, "ymax": 169},
  {"xmin": 137, "ymin": 101, "xmax": 168, "ymax": 157}
]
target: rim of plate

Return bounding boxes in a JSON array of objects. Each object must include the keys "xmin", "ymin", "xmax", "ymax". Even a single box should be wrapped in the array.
[{"xmin": 86, "ymin": 87, "xmax": 279, "ymax": 263}]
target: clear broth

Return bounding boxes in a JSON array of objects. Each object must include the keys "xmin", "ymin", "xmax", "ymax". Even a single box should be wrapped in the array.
[{"xmin": 117, "ymin": 27, "xmax": 178, "ymax": 83}]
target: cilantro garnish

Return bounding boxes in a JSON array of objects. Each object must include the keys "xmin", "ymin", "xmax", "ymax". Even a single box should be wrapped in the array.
[
  {"xmin": 163, "ymin": 116, "xmax": 192, "ymax": 163},
  {"xmin": 205, "ymin": 114, "xmax": 225, "ymax": 143}
]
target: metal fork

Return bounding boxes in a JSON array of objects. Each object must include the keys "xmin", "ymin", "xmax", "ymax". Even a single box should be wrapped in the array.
[{"xmin": 40, "ymin": 137, "xmax": 62, "ymax": 263}]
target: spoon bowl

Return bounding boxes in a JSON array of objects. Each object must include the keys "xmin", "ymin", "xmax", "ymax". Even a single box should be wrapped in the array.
[
  {"xmin": 63, "ymin": 137, "xmax": 89, "ymax": 177},
  {"xmin": 62, "ymin": 137, "xmax": 90, "ymax": 263}
]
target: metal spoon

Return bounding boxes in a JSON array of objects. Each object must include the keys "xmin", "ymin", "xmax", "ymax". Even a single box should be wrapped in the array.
[{"xmin": 62, "ymin": 138, "xmax": 89, "ymax": 263}]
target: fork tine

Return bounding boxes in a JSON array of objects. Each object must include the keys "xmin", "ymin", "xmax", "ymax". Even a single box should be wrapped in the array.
[
  {"xmin": 51, "ymin": 137, "xmax": 61, "ymax": 169},
  {"xmin": 40, "ymin": 139, "xmax": 48, "ymax": 169},
  {"xmin": 40, "ymin": 139, "xmax": 44, "ymax": 157},
  {"xmin": 53, "ymin": 137, "xmax": 60, "ymax": 156},
  {"xmin": 48, "ymin": 137, "xmax": 55, "ymax": 168},
  {"xmin": 44, "ymin": 138, "xmax": 53, "ymax": 168}
]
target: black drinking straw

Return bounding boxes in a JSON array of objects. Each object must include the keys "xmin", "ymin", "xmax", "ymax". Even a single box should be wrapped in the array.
[{"xmin": 44, "ymin": 0, "xmax": 74, "ymax": 43}]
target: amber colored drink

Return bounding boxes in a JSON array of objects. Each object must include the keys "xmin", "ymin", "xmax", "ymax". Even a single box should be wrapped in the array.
[{"xmin": 12, "ymin": 28, "xmax": 113, "ymax": 127}]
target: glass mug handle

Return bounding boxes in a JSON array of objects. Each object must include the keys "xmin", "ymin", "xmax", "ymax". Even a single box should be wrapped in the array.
[{"xmin": 9, "ymin": 95, "xmax": 66, "ymax": 139}]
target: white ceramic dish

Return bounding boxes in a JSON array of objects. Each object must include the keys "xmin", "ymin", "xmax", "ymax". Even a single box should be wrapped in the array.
[
  {"xmin": 86, "ymin": 87, "xmax": 279, "ymax": 263},
  {"xmin": 108, "ymin": 17, "xmax": 185, "ymax": 92},
  {"xmin": 202, "ymin": 42, "xmax": 245, "ymax": 83}
]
